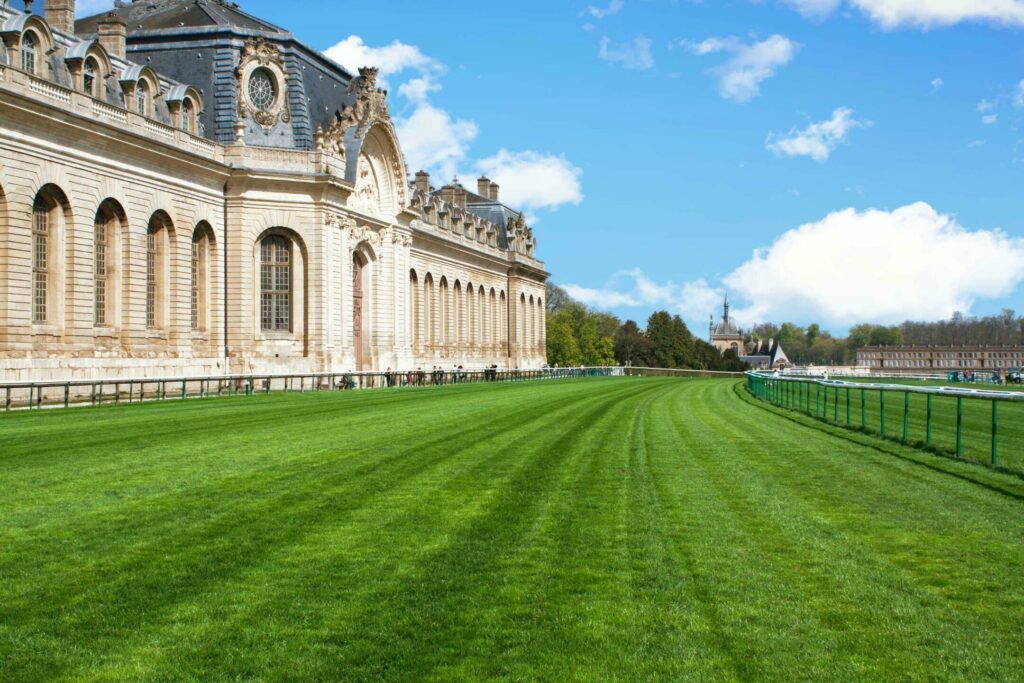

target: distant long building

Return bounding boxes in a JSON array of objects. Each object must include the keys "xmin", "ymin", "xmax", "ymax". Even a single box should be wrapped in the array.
[{"xmin": 857, "ymin": 346, "xmax": 1024, "ymax": 371}]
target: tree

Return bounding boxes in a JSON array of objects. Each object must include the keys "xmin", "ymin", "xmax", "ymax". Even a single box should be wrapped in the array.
[
  {"xmin": 614, "ymin": 320, "xmax": 654, "ymax": 366},
  {"xmin": 546, "ymin": 315, "xmax": 581, "ymax": 367},
  {"xmin": 545, "ymin": 283, "xmax": 573, "ymax": 314}
]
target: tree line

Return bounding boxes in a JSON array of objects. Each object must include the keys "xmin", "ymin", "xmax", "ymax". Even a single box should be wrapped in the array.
[
  {"xmin": 544, "ymin": 284, "xmax": 747, "ymax": 371},
  {"xmin": 751, "ymin": 310, "xmax": 1024, "ymax": 366}
]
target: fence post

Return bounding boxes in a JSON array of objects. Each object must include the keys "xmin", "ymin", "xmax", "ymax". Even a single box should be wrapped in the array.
[
  {"xmin": 926, "ymin": 394, "xmax": 933, "ymax": 447},
  {"xmin": 861, "ymin": 389, "xmax": 866, "ymax": 428},
  {"xmin": 956, "ymin": 396, "xmax": 963, "ymax": 459},
  {"xmin": 64, "ymin": 383, "xmax": 70, "ymax": 409},
  {"xmin": 816, "ymin": 384, "xmax": 821, "ymax": 418},
  {"xmin": 902, "ymin": 391, "xmax": 910, "ymax": 443},
  {"xmin": 880, "ymin": 390, "xmax": 886, "ymax": 437},
  {"xmin": 834, "ymin": 386, "xmax": 839, "ymax": 423},
  {"xmin": 991, "ymin": 400, "xmax": 998, "ymax": 467},
  {"xmin": 846, "ymin": 387, "xmax": 851, "ymax": 425}
]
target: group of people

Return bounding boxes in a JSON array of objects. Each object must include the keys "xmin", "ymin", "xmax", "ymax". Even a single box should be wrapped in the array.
[{"xmin": 379, "ymin": 365, "xmax": 505, "ymax": 388}]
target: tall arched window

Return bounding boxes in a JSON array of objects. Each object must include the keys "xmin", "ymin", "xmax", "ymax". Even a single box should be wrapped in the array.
[
  {"xmin": 537, "ymin": 298, "xmax": 545, "ymax": 351},
  {"xmin": 32, "ymin": 194, "xmax": 51, "ymax": 323},
  {"xmin": 490, "ymin": 289, "xmax": 498, "ymax": 348},
  {"xmin": 424, "ymin": 274, "xmax": 435, "ymax": 344},
  {"xmin": 478, "ymin": 285, "xmax": 486, "ymax": 347},
  {"xmin": 440, "ymin": 278, "xmax": 449, "ymax": 345},
  {"xmin": 260, "ymin": 235, "xmax": 291, "ymax": 331},
  {"xmin": 466, "ymin": 283, "xmax": 475, "ymax": 346},
  {"xmin": 146, "ymin": 214, "xmax": 172, "ymax": 330},
  {"xmin": 519, "ymin": 294, "xmax": 527, "ymax": 353},
  {"xmin": 529, "ymin": 295, "xmax": 536, "ymax": 352},
  {"xmin": 499, "ymin": 291, "xmax": 507, "ymax": 352},
  {"xmin": 410, "ymin": 269, "xmax": 420, "ymax": 346},
  {"xmin": 21, "ymin": 32, "xmax": 38, "ymax": 74},
  {"xmin": 191, "ymin": 224, "xmax": 213, "ymax": 332},
  {"xmin": 94, "ymin": 204, "xmax": 111, "ymax": 326},
  {"xmin": 83, "ymin": 57, "xmax": 98, "ymax": 97},
  {"xmin": 453, "ymin": 281, "xmax": 463, "ymax": 346}
]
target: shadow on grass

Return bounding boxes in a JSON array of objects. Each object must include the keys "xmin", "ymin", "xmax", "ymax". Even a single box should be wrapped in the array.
[{"xmin": 734, "ymin": 382, "xmax": 1024, "ymax": 503}]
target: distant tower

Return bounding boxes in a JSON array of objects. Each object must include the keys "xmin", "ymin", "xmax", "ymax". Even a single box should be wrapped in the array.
[{"xmin": 710, "ymin": 295, "xmax": 743, "ymax": 357}]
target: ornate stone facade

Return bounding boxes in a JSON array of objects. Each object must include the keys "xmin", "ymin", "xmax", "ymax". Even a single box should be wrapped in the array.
[{"xmin": 0, "ymin": 0, "xmax": 547, "ymax": 382}]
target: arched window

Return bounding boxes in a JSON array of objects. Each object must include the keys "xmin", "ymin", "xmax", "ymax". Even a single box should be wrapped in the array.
[
  {"xmin": 146, "ymin": 213, "xmax": 172, "ymax": 329},
  {"xmin": 478, "ymin": 285, "xmax": 486, "ymax": 347},
  {"xmin": 519, "ymin": 293, "xmax": 527, "ymax": 352},
  {"xmin": 529, "ymin": 295, "xmax": 536, "ymax": 352},
  {"xmin": 32, "ymin": 194, "xmax": 51, "ymax": 323},
  {"xmin": 94, "ymin": 204, "xmax": 112, "ymax": 326},
  {"xmin": 537, "ymin": 298, "xmax": 545, "ymax": 351},
  {"xmin": 409, "ymin": 269, "xmax": 420, "ymax": 346},
  {"xmin": 260, "ymin": 235, "xmax": 291, "ymax": 331},
  {"xmin": 440, "ymin": 278, "xmax": 449, "ymax": 344},
  {"xmin": 490, "ymin": 289, "xmax": 498, "ymax": 348},
  {"xmin": 21, "ymin": 32, "xmax": 38, "ymax": 75},
  {"xmin": 453, "ymin": 281, "xmax": 463, "ymax": 346},
  {"xmin": 136, "ymin": 80, "xmax": 150, "ymax": 117},
  {"xmin": 424, "ymin": 274, "xmax": 435, "ymax": 344},
  {"xmin": 466, "ymin": 283, "xmax": 475, "ymax": 345},
  {"xmin": 499, "ymin": 291, "xmax": 507, "ymax": 352},
  {"xmin": 191, "ymin": 224, "xmax": 213, "ymax": 331},
  {"xmin": 83, "ymin": 57, "xmax": 98, "ymax": 97}
]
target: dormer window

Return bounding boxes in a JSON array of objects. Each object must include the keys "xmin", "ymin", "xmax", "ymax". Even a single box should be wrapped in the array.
[
  {"xmin": 83, "ymin": 58, "xmax": 98, "ymax": 97},
  {"xmin": 21, "ymin": 32, "xmax": 38, "ymax": 74},
  {"xmin": 182, "ymin": 98, "xmax": 193, "ymax": 133},
  {"xmin": 136, "ymin": 81, "xmax": 150, "ymax": 116}
]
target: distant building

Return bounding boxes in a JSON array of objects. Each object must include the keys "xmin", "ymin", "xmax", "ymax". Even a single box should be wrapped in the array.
[
  {"xmin": 709, "ymin": 298, "xmax": 789, "ymax": 368},
  {"xmin": 857, "ymin": 346, "xmax": 1024, "ymax": 371}
]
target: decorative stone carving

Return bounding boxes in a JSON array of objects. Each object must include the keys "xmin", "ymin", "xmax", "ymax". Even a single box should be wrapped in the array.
[
  {"xmin": 325, "ymin": 212, "xmax": 357, "ymax": 230},
  {"xmin": 236, "ymin": 37, "xmax": 291, "ymax": 131}
]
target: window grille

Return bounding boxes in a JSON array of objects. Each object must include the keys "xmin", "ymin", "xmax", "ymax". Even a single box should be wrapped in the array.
[
  {"xmin": 21, "ymin": 32, "xmax": 37, "ymax": 74},
  {"xmin": 182, "ymin": 100, "xmax": 192, "ymax": 133},
  {"xmin": 137, "ymin": 82, "xmax": 148, "ymax": 116},
  {"xmin": 94, "ymin": 213, "xmax": 107, "ymax": 326},
  {"xmin": 84, "ymin": 58, "xmax": 97, "ymax": 96},
  {"xmin": 32, "ymin": 196, "xmax": 48, "ymax": 323},
  {"xmin": 146, "ymin": 225, "xmax": 157, "ymax": 328},
  {"xmin": 261, "ymin": 236, "xmax": 290, "ymax": 331}
]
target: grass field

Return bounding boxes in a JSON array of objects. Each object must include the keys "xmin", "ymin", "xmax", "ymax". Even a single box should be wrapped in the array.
[{"xmin": 2, "ymin": 377, "xmax": 1024, "ymax": 680}]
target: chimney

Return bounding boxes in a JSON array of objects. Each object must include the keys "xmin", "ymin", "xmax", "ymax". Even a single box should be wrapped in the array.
[
  {"xmin": 477, "ymin": 176, "xmax": 490, "ymax": 197},
  {"xmin": 97, "ymin": 12, "xmax": 128, "ymax": 60},
  {"xmin": 45, "ymin": 0, "xmax": 76, "ymax": 35},
  {"xmin": 489, "ymin": 182, "xmax": 499, "ymax": 201},
  {"xmin": 439, "ymin": 179, "xmax": 466, "ymax": 208},
  {"xmin": 414, "ymin": 170, "xmax": 430, "ymax": 194}
]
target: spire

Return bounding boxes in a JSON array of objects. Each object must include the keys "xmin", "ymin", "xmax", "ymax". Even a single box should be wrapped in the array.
[{"xmin": 723, "ymin": 295, "xmax": 730, "ymax": 323}]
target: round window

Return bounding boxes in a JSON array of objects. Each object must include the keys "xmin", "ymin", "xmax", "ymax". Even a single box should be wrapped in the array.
[{"xmin": 248, "ymin": 68, "xmax": 277, "ymax": 112}]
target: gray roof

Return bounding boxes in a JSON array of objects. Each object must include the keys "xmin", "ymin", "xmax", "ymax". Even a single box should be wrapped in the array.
[
  {"xmin": 713, "ymin": 319, "xmax": 742, "ymax": 337},
  {"xmin": 76, "ymin": 0, "xmax": 286, "ymax": 35},
  {"xmin": 432, "ymin": 184, "xmax": 524, "ymax": 251}
]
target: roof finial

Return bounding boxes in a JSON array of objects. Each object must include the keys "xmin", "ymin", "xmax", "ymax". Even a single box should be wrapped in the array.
[{"xmin": 723, "ymin": 295, "xmax": 730, "ymax": 322}]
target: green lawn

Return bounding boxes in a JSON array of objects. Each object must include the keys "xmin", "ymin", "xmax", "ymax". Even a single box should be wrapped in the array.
[{"xmin": 2, "ymin": 378, "xmax": 1023, "ymax": 680}]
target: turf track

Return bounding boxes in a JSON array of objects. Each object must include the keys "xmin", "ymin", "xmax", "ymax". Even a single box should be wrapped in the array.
[{"xmin": 1, "ymin": 377, "xmax": 1022, "ymax": 680}]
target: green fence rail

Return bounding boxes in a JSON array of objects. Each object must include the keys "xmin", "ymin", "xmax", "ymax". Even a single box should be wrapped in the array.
[
  {"xmin": 747, "ymin": 371, "xmax": 1024, "ymax": 473},
  {"xmin": 0, "ymin": 367, "xmax": 627, "ymax": 414}
]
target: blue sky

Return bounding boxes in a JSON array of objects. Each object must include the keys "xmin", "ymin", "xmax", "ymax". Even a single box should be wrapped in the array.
[{"xmin": 74, "ymin": 0, "xmax": 1024, "ymax": 334}]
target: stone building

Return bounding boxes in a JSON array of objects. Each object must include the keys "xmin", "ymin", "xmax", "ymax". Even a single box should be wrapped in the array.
[
  {"xmin": 857, "ymin": 346, "xmax": 1024, "ymax": 371},
  {"xmin": 709, "ymin": 297, "xmax": 788, "ymax": 368},
  {"xmin": 0, "ymin": 0, "xmax": 548, "ymax": 382}
]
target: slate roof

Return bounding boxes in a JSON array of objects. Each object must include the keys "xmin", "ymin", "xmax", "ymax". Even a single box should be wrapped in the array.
[
  {"xmin": 76, "ymin": 0, "xmax": 287, "ymax": 35},
  {"xmin": 432, "ymin": 183, "xmax": 525, "ymax": 251}
]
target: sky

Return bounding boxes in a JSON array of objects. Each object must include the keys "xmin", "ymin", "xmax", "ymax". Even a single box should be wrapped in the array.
[{"xmin": 71, "ymin": 0, "xmax": 1024, "ymax": 335}]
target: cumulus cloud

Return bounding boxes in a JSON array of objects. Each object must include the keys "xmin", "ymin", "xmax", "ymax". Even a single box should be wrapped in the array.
[
  {"xmin": 582, "ymin": 0, "xmax": 625, "ymax": 19},
  {"xmin": 982, "ymin": 114, "xmax": 999, "ymax": 125},
  {"xmin": 477, "ymin": 150, "xmax": 584, "ymax": 212},
  {"xmin": 783, "ymin": 0, "xmax": 1024, "ymax": 28},
  {"xmin": 599, "ymin": 36, "xmax": 655, "ymax": 70},
  {"xmin": 850, "ymin": 0, "xmax": 1024, "ymax": 29},
  {"xmin": 395, "ymin": 104, "xmax": 478, "ymax": 183},
  {"xmin": 324, "ymin": 36, "xmax": 446, "ymax": 85},
  {"xmin": 783, "ymin": 0, "xmax": 843, "ymax": 20},
  {"xmin": 931, "ymin": 77, "xmax": 944, "ymax": 91},
  {"xmin": 685, "ymin": 35, "xmax": 798, "ymax": 103},
  {"xmin": 766, "ymin": 107, "xmax": 868, "ymax": 162},
  {"xmin": 564, "ymin": 203, "xmax": 1024, "ymax": 329}
]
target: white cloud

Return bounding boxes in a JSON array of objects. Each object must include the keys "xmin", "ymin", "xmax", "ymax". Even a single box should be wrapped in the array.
[
  {"xmin": 76, "ymin": 0, "xmax": 114, "ymax": 16},
  {"xmin": 931, "ymin": 77, "xmax": 944, "ymax": 91},
  {"xmin": 685, "ymin": 35, "xmax": 798, "ymax": 103},
  {"xmin": 766, "ymin": 107, "xmax": 868, "ymax": 162},
  {"xmin": 476, "ymin": 150, "xmax": 584, "ymax": 212},
  {"xmin": 978, "ymin": 99, "xmax": 998, "ymax": 112},
  {"xmin": 324, "ymin": 36, "xmax": 445, "ymax": 85},
  {"xmin": 783, "ymin": 0, "xmax": 843, "ymax": 20},
  {"xmin": 849, "ymin": 0, "xmax": 1024, "ymax": 29},
  {"xmin": 599, "ymin": 35, "xmax": 655, "ymax": 70},
  {"xmin": 726, "ymin": 203, "xmax": 1024, "ymax": 324},
  {"xmin": 582, "ymin": 0, "xmax": 625, "ymax": 19},
  {"xmin": 982, "ymin": 114, "xmax": 999, "ymax": 125},
  {"xmin": 1014, "ymin": 80, "xmax": 1024, "ymax": 107},
  {"xmin": 565, "ymin": 203, "xmax": 1024, "ymax": 329},
  {"xmin": 397, "ymin": 77, "xmax": 441, "ymax": 104},
  {"xmin": 395, "ymin": 104, "xmax": 478, "ymax": 181}
]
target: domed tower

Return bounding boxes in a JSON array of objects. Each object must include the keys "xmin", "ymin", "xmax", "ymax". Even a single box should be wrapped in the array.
[{"xmin": 710, "ymin": 296, "xmax": 744, "ymax": 356}]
